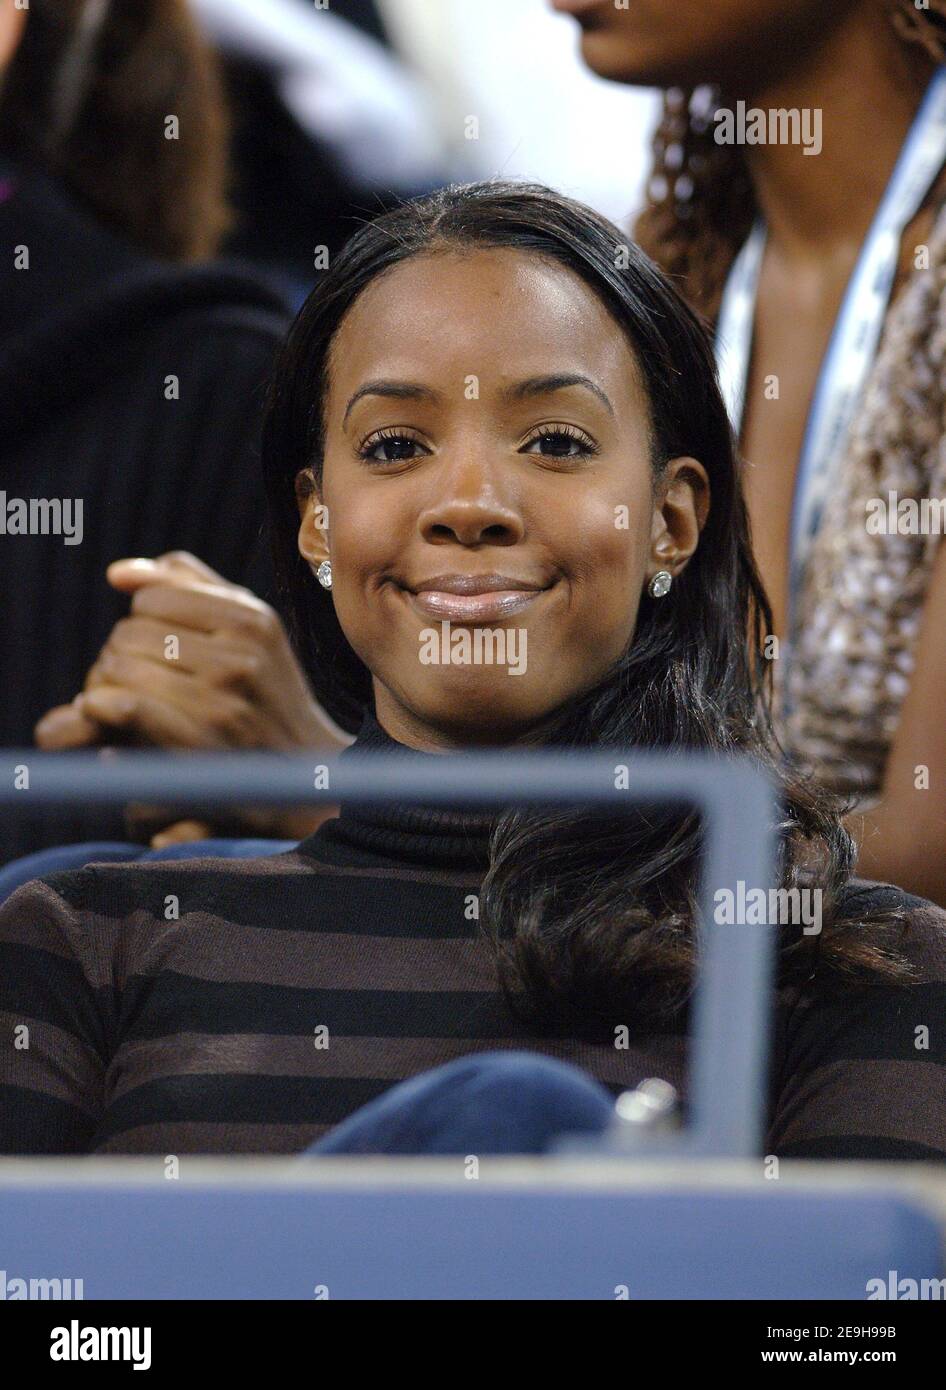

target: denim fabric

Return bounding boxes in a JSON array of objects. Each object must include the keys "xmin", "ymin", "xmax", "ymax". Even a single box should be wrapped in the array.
[{"xmin": 307, "ymin": 1051, "xmax": 616, "ymax": 1156}]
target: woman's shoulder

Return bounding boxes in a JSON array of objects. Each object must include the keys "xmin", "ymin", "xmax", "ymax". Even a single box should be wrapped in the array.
[
  {"xmin": 770, "ymin": 877, "xmax": 946, "ymax": 1160},
  {"xmin": 1, "ymin": 156, "xmax": 292, "ymax": 328},
  {"xmin": 0, "ymin": 846, "xmax": 317, "ymax": 933},
  {"xmin": 835, "ymin": 875, "xmax": 946, "ymax": 980},
  {"xmin": 0, "ymin": 158, "xmax": 292, "ymax": 440},
  {"xmin": 776, "ymin": 875, "xmax": 946, "ymax": 1068}
]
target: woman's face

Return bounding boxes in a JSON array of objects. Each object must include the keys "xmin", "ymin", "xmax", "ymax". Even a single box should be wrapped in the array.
[
  {"xmin": 547, "ymin": 0, "xmax": 864, "ymax": 90},
  {"xmin": 298, "ymin": 247, "xmax": 707, "ymax": 749}
]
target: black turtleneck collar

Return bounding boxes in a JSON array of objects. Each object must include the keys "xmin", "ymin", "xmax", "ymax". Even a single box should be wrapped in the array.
[{"xmin": 307, "ymin": 706, "xmax": 497, "ymax": 873}]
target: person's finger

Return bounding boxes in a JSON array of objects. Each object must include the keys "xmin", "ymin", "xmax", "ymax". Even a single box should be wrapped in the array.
[
  {"xmin": 34, "ymin": 702, "xmax": 102, "ymax": 749},
  {"xmin": 93, "ymin": 647, "xmax": 253, "ymax": 721},
  {"xmin": 130, "ymin": 581, "xmax": 280, "ymax": 642},
  {"xmin": 149, "ymin": 820, "xmax": 214, "ymax": 849},
  {"xmin": 106, "ymin": 558, "xmax": 166, "ymax": 593},
  {"xmin": 99, "ymin": 602, "xmax": 328, "ymax": 749},
  {"xmin": 76, "ymin": 685, "xmax": 221, "ymax": 748},
  {"xmin": 156, "ymin": 551, "xmax": 229, "ymax": 583},
  {"xmin": 106, "ymin": 614, "xmax": 262, "ymax": 684},
  {"xmin": 106, "ymin": 551, "xmax": 229, "ymax": 595},
  {"xmin": 81, "ymin": 655, "xmax": 286, "ymax": 748},
  {"xmin": 98, "ymin": 610, "xmax": 329, "ymax": 750}
]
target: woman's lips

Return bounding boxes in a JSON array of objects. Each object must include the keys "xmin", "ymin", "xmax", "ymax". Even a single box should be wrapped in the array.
[{"xmin": 405, "ymin": 587, "xmax": 548, "ymax": 623}]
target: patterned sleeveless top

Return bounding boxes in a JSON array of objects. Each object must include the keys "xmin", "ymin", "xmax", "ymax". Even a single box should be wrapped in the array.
[{"xmin": 778, "ymin": 197, "xmax": 946, "ymax": 804}]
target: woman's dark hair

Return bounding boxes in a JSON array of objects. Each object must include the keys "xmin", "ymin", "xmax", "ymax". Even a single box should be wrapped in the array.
[
  {"xmin": 635, "ymin": 0, "xmax": 946, "ymax": 319},
  {"xmin": 262, "ymin": 179, "xmax": 913, "ymax": 1038},
  {"xmin": 0, "ymin": 0, "xmax": 232, "ymax": 260}
]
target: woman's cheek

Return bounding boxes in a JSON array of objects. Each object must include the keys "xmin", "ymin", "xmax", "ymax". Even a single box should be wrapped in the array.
[
  {"xmin": 570, "ymin": 505, "xmax": 648, "ymax": 648},
  {"xmin": 567, "ymin": 497, "xmax": 648, "ymax": 591}
]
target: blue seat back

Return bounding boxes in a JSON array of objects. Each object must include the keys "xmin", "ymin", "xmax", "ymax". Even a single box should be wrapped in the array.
[{"xmin": 0, "ymin": 1176, "xmax": 939, "ymax": 1299}]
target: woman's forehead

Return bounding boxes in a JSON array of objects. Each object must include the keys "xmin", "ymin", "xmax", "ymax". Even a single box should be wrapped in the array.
[{"xmin": 326, "ymin": 247, "xmax": 645, "ymax": 413}]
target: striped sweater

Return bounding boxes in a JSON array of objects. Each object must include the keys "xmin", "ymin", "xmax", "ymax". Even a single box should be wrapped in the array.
[{"xmin": 2, "ymin": 712, "xmax": 946, "ymax": 1158}]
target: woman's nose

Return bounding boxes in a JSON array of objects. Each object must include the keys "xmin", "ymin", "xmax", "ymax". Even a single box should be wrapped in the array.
[
  {"xmin": 419, "ymin": 496, "xmax": 524, "ymax": 547},
  {"xmin": 416, "ymin": 456, "xmax": 525, "ymax": 546}
]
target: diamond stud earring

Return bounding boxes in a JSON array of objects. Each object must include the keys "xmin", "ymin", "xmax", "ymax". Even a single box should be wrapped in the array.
[
  {"xmin": 316, "ymin": 560, "xmax": 333, "ymax": 590},
  {"xmin": 648, "ymin": 570, "xmax": 672, "ymax": 599}
]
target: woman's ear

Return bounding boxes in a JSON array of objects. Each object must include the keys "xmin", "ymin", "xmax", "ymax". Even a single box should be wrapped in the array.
[
  {"xmin": 648, "ymin": 456, "xmax": 710, "ymax": 583},
  {"xmin": 295, "ymin": 467, "xmax": 330, "ymax": 577}
]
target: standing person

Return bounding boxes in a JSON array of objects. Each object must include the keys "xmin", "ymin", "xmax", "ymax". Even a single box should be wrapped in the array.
[
  {"xmin": 191, "ymin": 0, "xmax": 449, "ymax": 298},
  {"xmin": 551, "ymin": 0, "xmax": 946, "ymax": 905},
  {"xmin": 0, "ymin": 1, "xmax": 336, "ymax": 863}
]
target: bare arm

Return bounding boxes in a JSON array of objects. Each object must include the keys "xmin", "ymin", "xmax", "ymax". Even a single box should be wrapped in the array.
[{"xmin": 848, "ymin": 539, "xmax": 946, "ymax": 906}]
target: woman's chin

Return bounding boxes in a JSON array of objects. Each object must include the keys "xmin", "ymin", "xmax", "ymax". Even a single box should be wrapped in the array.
[
  {"xmin": 578, "ymin": 31, "xmax": 679, "ymax": 87},
  {"xmin": 408, "ymin": 670, "xmax": 560, "ymax": 744}
]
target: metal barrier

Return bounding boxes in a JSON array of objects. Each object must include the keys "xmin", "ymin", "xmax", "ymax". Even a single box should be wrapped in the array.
[{"xmin": 0, "ymin": 745, "xmax": 777, "ymax": 1157}]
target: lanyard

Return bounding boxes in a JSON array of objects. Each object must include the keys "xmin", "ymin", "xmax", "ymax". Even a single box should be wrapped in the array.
[{"xmin": 715, "ymin": 65, "xmax": 946, "ymax": 624}]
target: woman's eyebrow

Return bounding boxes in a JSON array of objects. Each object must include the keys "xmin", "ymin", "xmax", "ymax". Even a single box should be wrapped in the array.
[
  {"xmin": 343, "ymin": 380, "xmax": 440, "ymax": 425},
  {"xmin": 343, "ymin": 373, "xmax": 614, "ymax": 424},
  {"xmin": 501, "ymin": 373, "xmax": 615, "ymax": 417}
]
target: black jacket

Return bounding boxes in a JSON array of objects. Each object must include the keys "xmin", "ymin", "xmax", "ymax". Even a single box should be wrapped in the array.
[{"xmin": 0, "ymin": 155, "xmax": 293, "ymax": 862}]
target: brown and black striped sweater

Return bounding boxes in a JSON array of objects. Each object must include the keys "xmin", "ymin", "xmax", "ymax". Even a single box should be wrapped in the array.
[{"xmin": 2, "ymin": 712, "xmax": 946, "ymax": 1158}]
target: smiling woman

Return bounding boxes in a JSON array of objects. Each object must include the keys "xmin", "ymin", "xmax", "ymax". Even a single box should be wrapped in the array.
[
  {"xmin": 262, "ymin": 180, "xmax": 940, "ymax": 1028},
  {"xmin": 1, "ymin": 181, "xmax": 945, "ymax": 1159},
  {"xmin": 288, "ymin": 240, "xmax": 699, "ymax": 748}
]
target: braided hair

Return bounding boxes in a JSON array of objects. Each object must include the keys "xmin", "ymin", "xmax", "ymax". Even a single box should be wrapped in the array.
[{"xmin": 634, "ymin": 1, "xmax": 946, "ymax": 321}]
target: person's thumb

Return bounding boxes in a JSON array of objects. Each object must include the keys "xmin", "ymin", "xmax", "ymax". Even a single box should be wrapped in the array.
[
  {"xmin": 34, "ymin": 701, "xmax": 101, "ymax": 749},
  {"xmin": 149, "ymin": 819, "xmax": 214, "ymax": 849},
  {"xmin": 107, "ymin": 551, "xmax": 228, "ymax": 594}
]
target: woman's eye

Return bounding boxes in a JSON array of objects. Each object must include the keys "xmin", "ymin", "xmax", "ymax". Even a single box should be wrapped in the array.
[
  {"xmin": 522, "ymin": 428, "xmax": 597, "ymax": 459},
  {"xmin": 359, "ymin": 432, "xmax": 425, "ymax": 463},
  {"xmin": 359, "ymin": 427, "xmax": 597, "ymax": 463}
]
